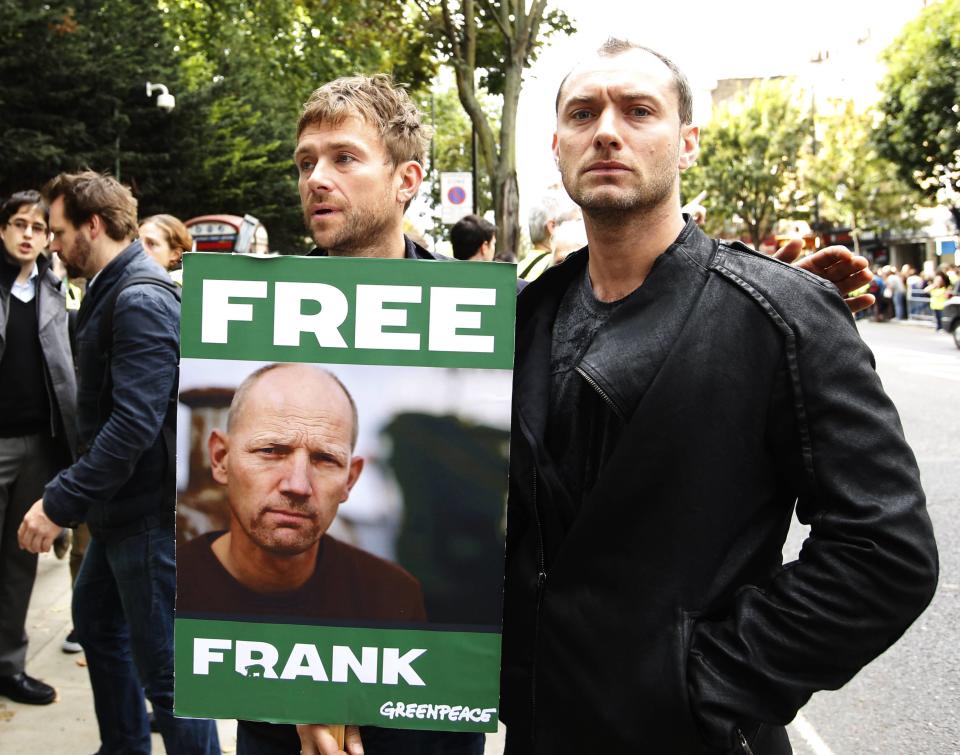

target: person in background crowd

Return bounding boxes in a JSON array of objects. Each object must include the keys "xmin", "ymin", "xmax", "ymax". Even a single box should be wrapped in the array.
[
  {"xmin": 450, "ymin": 214, "xmax": 497, "ymax": 261},
  {"xmin": 869, "ymin": 267, "xmax": 888, "ymax": 321},
  {"xmin": 520, "ymin": 192, "xmax": 578, "ymax": 281},
  {"xmin": 885, "ymin": 265, "xmax": 906, "ymax": 320},
  {"xmin": 139, "ymin": 213, "xmax": 191, "ymax": 285},
  {"xmin": 0, "ymin": 191, "xmax": 77, "ymax": 704},
  {"xmin": 551, "ymin": 216, "xmax": 588, "ymax": 264},
  {"xmin": 17, "ymin": 171, "xmax": 219, "ymax": 754},
  {"xmin": 925, "ymin": 271, "xmax": 951, "ymax": 331}
]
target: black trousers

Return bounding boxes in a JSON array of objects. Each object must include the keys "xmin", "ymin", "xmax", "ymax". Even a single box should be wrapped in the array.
[{"xmin": 0, "ymin": 433, "xmax": 64, "ymax": 676}]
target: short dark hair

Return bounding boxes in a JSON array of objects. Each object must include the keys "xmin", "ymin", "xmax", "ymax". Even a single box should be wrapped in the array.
[
  {"xmin": 555, "ymin": 37, "xmax": 694, "ymax": 125},
  {"xmin": 0, "ymin": 190, "xmax": 48, "ymax": 227},
  {"xmin": 42, "ymin": 171, "xmax": 138, "ymax": 242},
  {"xmin": 450, "ymin": 214, "xmax": 496, "ymax": 261}
]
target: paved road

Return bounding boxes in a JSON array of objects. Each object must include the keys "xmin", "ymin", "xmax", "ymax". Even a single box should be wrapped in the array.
[{"xmin": 785, "ymin": 320, "xmax": 959, "ymax": 755}]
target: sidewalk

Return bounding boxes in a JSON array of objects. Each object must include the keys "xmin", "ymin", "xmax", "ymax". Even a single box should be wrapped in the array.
[
  {"xmin": 0, "ymin": 551, "xmax": 237, "ymax": 754},
  {"xmin": 2, "ymin": 552, "xmax": 506, "ymax": 754}
]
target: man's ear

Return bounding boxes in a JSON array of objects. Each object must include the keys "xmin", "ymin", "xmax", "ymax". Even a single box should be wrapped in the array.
[
  {"xmin": 340, "ymin": 456, "xmax": 365, "ymax": 502},
  {"xmin": 678, "ymin": 125, "xmax": 700, "ymax": 172},
  {"xmin": 396, "ymin": 161, "xmax": 424, "ymax": 206},
  {"xmin": 86, "ymin": 214, "xmax": 104, "ymax": 241},
  {"xmin": 551, "ymin": 132, "xmax": 560, "ymax": 166},
  {"xmin": 208, "ymin": 430, "xmax": 229, "ymax": 485}
]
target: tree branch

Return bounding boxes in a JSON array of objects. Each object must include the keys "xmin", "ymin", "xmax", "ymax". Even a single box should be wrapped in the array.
[
  {"xmin": 440, "ymin": 0, "xmax": 463, "ymax": 62},
  {"xmin": 477, "ymin": 0, "xmax": 511, "ymax": 41},
  {"xmin": 522, "ymin": 0, "xmax": 549, "ymax": 59}
]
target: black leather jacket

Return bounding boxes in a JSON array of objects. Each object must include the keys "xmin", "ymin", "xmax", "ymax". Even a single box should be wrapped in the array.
[{"xmin": 501, "ymin": 219, "xmax": 938, "ymax": 754}]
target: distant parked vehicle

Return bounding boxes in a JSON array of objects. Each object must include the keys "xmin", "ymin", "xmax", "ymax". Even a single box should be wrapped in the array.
[
  {"xmin": 943, "ymin": 295, "xmax": 960, "ymax": 349},
  {"xmin": 185, "ymin": 214, "xmax": 269, "ymax": 254}
]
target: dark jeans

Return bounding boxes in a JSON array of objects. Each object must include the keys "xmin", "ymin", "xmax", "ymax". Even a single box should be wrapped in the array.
[{"xmin": 73, "ymin": 524, "xmax": 219, "ymax": 755}]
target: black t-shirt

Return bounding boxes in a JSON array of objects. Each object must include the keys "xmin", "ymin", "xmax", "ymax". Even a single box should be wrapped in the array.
[{"xmin": 545, "ymin": 267, "xmax": 641, "ymax": 510}]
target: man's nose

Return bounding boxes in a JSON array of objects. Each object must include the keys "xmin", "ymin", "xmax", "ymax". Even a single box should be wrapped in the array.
[
  {"xmin": 593, "ymin": 107, "xmax": 623, "ymax": 150},
  {"xmin": 279, "ymin": 452, "xmax": 312, "ymax": 497},
  {"xmin": 306, "ymin": 160, "xmax": 334, "ymax": 194}
]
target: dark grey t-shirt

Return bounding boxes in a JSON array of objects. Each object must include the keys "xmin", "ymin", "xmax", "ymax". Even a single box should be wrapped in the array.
[{"xmin": 546, "ymin": 267, "xmax": 640, "ymax": 512}]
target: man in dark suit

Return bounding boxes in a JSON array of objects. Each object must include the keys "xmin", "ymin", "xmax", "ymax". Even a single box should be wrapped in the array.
[{"xmin": 178, "ymin": 362, "xmax": 431, "ymax": 754}]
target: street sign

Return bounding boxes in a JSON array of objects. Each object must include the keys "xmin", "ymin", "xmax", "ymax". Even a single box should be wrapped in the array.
[
  {"xmin": 936, "ymin": 238, "xmax": 957, "ymax": 257},
  {"xmin": 440, "ymin": 172, "xmax": 473, "ymax": 225}
]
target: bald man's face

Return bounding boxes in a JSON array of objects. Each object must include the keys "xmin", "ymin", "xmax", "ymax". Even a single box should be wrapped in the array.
[{"xmin": 209, "ymin": 366, "xmax": 363, "ymax": 558}]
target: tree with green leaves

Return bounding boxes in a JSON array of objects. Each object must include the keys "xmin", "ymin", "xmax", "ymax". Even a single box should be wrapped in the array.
[
  {"xmin": 810, "ymin": 102, "xmax": 925, "ymax": 253},
  {"xmin": 413, "ymin": 0, "xmax": 574, "ymax": 259},
  {"xmin": 684, "ymin": 79, "xmax": 811, "ymax": 247},
  {"xmin": 0, "ymin": 1, "xmax": 441, "ymax": 252},
  {"xmin": 875, "ymin": 0, "xmax": 960, "ymax": 226}
]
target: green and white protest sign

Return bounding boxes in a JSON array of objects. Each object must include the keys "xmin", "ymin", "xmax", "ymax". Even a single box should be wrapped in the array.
[{"xmin": 174, "ymin": 253, "xmax": 515, "ymax": 733}]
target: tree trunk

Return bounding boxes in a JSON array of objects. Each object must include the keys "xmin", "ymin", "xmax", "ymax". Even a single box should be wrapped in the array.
[{"xmin": 494, "ymin": 168, "xmax": 520, "ymax": 262}]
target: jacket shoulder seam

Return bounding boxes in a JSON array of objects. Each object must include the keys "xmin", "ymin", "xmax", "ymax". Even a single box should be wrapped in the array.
[{"xmin": 710, "ymin": 263, "xmax": 817, "ymax": 489}]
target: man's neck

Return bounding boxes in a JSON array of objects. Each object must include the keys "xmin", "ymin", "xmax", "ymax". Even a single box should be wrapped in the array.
[
  {"xmin": 583, "ymin": 199, "xmax": 685, "ymax": 302},
  {"xmin": 212, "ymin": 530, "xmax": 320, "ymax": 593},
  {"xmin": 15, "ymin": 259, "xmax": 37, "ymax": 284},
  {"xmin": 87, "ymin": 237, "xmax": 133, "ymax": 279}
]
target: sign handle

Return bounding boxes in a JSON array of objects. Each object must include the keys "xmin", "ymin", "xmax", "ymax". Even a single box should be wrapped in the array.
[{"xmin": 331, "ymin": 724, "xmax": 345, "ymax": 749}]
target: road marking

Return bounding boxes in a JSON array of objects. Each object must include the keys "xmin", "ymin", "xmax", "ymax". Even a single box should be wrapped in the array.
[
  {"xmin": 869, "ymin": 345, "xmax": 960, "ymax": 383},
  {"xmin": 789, "ymin": 712, "xmax": 837, "ymax": 755}
]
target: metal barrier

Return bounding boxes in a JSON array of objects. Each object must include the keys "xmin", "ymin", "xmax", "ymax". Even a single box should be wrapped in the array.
[{"xmin": 906, "ymin": 290, "xmax": 933, "ymax": 322}]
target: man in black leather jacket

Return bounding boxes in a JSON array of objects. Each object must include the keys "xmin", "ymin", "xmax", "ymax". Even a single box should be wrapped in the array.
[{"xmin": 499, "ymin": 39, "xmax": 938, "ymax": 754}]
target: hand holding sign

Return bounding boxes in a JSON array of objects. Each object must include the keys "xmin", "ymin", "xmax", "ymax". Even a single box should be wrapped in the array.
[{"xmin": 296, "ymin": 724, "xmax": 361, "ymax": 755}]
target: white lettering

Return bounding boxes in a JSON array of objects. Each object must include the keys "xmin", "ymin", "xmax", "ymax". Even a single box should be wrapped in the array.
[
  {"xmin": 381, "ymin": 647, "xmax": 427, "ymax": 686},
  {"xmin": 235, "ymin": 640, "xmax": 279, "ymax": 679},
  {"xmin": 428, "ymin": 287, "xmax": 496, "ymax": 353},
  {"xmin": 201, "ymin": 280, "xmax": 268, "ymax": 343},
  {"xmin": 279, "ymin": 643, "xmax": 329, "ymax": 681},
  {"xmin": 355, "ymin": 285, "xmax": 421, "ymax": 351},
  {"xmin": 331, "ymin": 645, "xmax": 378, "ymax": 684},
  {"xmin": 193, "ymin": 638, "xmax": 232, "ymax": 675},
  {"xmin": 273, "ymin": 282, "xmax": 348, "ymax": 348}
]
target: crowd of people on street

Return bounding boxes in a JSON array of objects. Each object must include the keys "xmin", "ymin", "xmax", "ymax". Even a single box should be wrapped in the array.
[
  {"xmin": 857, "ymin": 262, "xmax": 960, "ymax": 329},
  {"xmin": 0, "ymin": 38, "xmax": 942, "ymax": 755}
]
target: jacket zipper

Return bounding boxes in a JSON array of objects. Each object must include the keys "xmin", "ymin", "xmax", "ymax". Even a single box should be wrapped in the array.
[
  {"xmin": 574, "ymin": 365, "xmax": 624, "ymax": 420},
  {"xmin": 737, "ymin": 728, "xmax": 755, "ymax": 755},
  {"xmin": 530, "ymin": 465, "xmax": 547, "ymax": 745}
]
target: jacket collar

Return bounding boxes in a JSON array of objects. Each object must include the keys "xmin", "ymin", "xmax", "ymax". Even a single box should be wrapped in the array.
[
  {"xmin": 515, "ymin": 216, "xmax": 716, "ymax": 444},
  {"xmin": 0, "ymin": 247, "xmax": 55, "ymax": 295},
  {"xmin": 77, "ymin": 240, "xmax": 143, "ymax": 328},
  {"xmin": 307, "ymin": 235, "xmax": 439, "ymax": 260}
]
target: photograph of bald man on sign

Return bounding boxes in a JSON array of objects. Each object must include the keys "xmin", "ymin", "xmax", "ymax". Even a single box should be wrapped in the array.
[
  {"xmin": 173, "ymin": 356, "xmax": 511, "ymax": 736},
  {"xmin": 176, "ymin": 362, "xmax": 429, "ymax": 626},
  {"xmin": 177, "ymin": 358, "xmax": 511, "ymax": 626}
]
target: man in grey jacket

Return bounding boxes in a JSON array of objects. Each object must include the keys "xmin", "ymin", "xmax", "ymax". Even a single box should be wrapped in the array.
[
  {"xmin": 0, "ymin": 190, "xmax": 77, "ymax": 705},
  {"xmin": 18, "ymin": 172, "xmax": 219, "ymax": 753}
]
